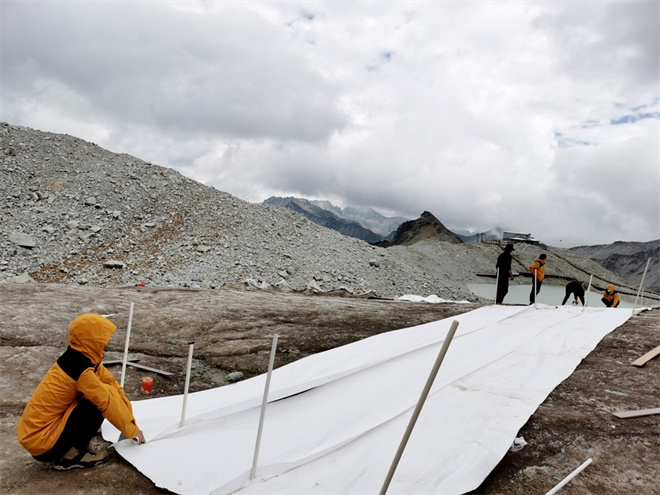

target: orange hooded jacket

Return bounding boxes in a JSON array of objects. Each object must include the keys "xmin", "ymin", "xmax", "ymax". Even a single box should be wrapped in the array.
[
  {"xmin": 603, "ymin": 285, "xmax": 620, "ymax": 307},
  {"xmin": 529, "ymin": 258, "xmax": 546, "ymax": 282},
  {"xmin": 17, "ymin": 314, "xmax": 140, "ymax": 456}
]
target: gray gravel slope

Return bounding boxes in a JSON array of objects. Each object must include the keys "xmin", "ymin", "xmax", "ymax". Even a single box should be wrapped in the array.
[{"xmin": 0, "ymin": 122, "xmax": 641, "ymax": 300}]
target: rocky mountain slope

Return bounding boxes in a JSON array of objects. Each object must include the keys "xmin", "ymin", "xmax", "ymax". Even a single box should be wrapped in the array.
[
  {"xmin": 0, "ymin": 122, "xmax": 649, "ymax": 301},
  {"xmin": 377, "ymin": 210, "xmax": 464, "ymax": 246},
  {"xmin": 304, "ymin": 199, "xmax": 408, "ymax": 238},
  {"xmin": 263, "ymin": 196, "xmax": 385, "ymax": 243},
  {"xmin": 571, "ymin": 240, "xmax": 660, "ymax": 293}
]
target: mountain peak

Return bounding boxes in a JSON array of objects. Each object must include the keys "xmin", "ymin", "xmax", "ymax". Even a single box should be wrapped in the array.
[{"xmin": 378, "ymin": 211, "xmax": 463, "ymax": 247}]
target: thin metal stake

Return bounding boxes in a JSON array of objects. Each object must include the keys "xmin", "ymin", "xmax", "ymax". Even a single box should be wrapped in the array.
[
  {"xmin": 545, "ymin": 458, "xmax": 593, "ymax": 495},
  {"xmin": 494, "ymin": 267, "xmax": 500, "ymax": 304},
  {"xmin": 250, "ymin": 334, "xmax": 279, "ymax": 480},
  {"xmin": 120, "ymin": 302, "xmax": 134, "ymax": 388},
  {"xmin": 533, "ymin": 269, "xmax": 538, "ymax": 309},
  {"xmin": 582, "ymin": 274, "xmax": 594, "ymax": 312},
  {"xmin": 179, "ymin": 341, "xmax": 195, "ymax": 428},
  {"xmin": 632, "ymin": 257, "xmax": 651, "ymax": 315},
  {"xmin": 380, "ymin": 321, "xmax": 459, "ymax": 495}
]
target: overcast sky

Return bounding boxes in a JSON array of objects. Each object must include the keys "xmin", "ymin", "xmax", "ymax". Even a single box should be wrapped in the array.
[{"xmin": 2, "ymin": 1, "xmax": 658, "ymax": 247}]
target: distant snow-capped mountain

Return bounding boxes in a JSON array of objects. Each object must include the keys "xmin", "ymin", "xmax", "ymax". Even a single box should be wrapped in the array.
[
  {"xmin": 263, "ymin": 197, "xmax": 408, "ymax": 243},
  {"xmin": 308, "ymin": 200, "xmax": 409, "ymax": 237}
]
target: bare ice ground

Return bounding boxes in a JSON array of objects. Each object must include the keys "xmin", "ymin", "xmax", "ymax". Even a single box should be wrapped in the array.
[{"xmin": 1, "ymin": 283, "xmax": 658, "ymax": 494}]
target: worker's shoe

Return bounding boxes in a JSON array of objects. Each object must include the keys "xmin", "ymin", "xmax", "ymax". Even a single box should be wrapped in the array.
[{"xmin": 53, "ymin": 446, "xmax": 108, "ymax": 471}]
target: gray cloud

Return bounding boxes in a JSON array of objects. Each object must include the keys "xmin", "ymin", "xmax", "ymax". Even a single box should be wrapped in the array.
[
  {"xmin": 3, "ymin": 3, "xmax": 346, "ymax": 141},
  {"xmin": 2, "ymin": 1, "xmax": 658, "ymax": 247}
]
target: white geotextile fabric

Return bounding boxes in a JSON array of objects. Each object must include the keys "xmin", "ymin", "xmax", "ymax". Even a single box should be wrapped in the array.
[
  {"xmin": 103, "ymin": 305, "xmax": 635, "ymax": 495},
  {"xmin": 396, "ymin": 294, "xmax": 471, "ymax": 303}
]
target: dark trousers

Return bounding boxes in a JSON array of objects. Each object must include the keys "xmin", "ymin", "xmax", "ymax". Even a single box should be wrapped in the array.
[
  {"xmin": 601, "ymin": 297, "xmax": 618, "ymax": 308},
  {"xmin": 529, "ymin": 279, "xmax": 543, "ymax": 304},
  {"xmin": 496, "ymin": 275, "xmax": 509, "ymax": 304},
  {"xmin": 33, "ymin": 398, "xmax": 103, "ymax": 462},
  {"xmin": 562, "ymin": 288, "xmax": 585, "ymax": 306}
]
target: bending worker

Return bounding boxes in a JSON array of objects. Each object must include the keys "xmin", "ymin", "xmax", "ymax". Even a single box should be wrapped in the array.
[
  {"xmin": 562, "ymin": 280, "xmax": 588, "ymax": 306},
  {"xmin": 17, "ymin": 313, "xmax": 146, "ymax": 470},
  {"xmin": 601, "ymin": 284, "xmax": 620, "ymax": 308}
]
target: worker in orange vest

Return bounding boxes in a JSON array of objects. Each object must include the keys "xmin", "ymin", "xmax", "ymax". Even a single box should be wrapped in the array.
[
  {"xmin": 601, "ymin": 284, "xmax": 620, "ymax": 308},
  {"xmin": 529, "ymin": 254, "xmax": 547, "ymax": 304},
  {"xmin": 17, "ymin": 314, "xmax": 146, "ymax": 470}
]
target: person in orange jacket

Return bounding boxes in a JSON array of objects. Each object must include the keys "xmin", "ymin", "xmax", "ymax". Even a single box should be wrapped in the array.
[
  {"xmin": 529, "ymin": 253, "xmax": 547, "ymax": 304},
  {"xmin": 17, "ymin": 313, "xmax": 146, "ymax": 470},
  {"xmin": 601, "ymin": 284, "xmax": 620, "ymax": 308}
]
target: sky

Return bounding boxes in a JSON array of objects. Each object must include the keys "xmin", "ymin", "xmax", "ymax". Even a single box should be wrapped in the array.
[{"xmin": 2, "ymin": 1, "xmax": 658, "ymax": 248}]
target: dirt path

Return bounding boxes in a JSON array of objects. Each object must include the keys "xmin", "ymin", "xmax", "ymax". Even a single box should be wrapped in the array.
[{"xmin": 1, "ymin": 283, "xmax": 658, "ymax": 494}]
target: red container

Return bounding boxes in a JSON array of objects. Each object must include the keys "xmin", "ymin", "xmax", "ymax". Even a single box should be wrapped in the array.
[{"xmin": 140, "ymin": 378, "xmax": 153, "ymax": 394}]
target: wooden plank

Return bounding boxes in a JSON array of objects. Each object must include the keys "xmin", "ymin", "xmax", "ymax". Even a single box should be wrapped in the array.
[
  {"xmin": 102, "ymin": 359, "xmax": 139, "ymax": 366},
  {"xmin": 103, "ymin": 359, "xmax": 172, "ymax": 376},
  {"xmin": 612, "ymin": 407, "xmax": 660, "ymax": 419},
  {"xmin": 631, "ymin": 344, "xmax": 660, "ymax": 367},
  {"xmin": 124, "ymin": 361, "xmax": 173, "ymax": 376}
]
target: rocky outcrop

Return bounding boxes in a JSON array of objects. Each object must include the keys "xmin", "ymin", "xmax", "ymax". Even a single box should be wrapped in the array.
[{"xmin": 378, "ymin": 211, "xmax": 464, "ymax": 247}]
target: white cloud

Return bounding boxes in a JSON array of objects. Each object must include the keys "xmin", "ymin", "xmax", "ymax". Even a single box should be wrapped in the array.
[{"xmin": 1, "ymin": 1, "xmax": 658, "ymax": 247}]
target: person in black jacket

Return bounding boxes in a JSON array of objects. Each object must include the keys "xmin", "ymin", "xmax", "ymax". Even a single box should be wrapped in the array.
[
  {"xmin": 562, "ymin": 280, "xmax": 587, "ymax": 306},
  {"xmin": 495, "ymin": 243, "xmax": 515, "ymax": 304}
]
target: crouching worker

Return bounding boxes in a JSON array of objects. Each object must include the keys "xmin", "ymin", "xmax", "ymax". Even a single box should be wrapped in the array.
[
  {"xmin": 601, "ymin": 285, "xmax": 620, "ymax": 308},
  {"xmin": 17, "ymin": 313, "xmax": 146, "ymax": 470}
]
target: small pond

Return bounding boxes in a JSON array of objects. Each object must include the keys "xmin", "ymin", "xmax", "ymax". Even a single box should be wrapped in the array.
[{"xmin": 467, "ymin": 283, "xmax": 637, "ymax": 308}]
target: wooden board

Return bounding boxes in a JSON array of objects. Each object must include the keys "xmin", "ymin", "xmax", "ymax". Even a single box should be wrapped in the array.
[
  {"xmin": 631, "ymin": 344, "xmax": 660, "ymax": 367},
  {"xmin": 103, "ymin": 359, "xmax": 172, "ymax": 376},
  {"xmin": 102, "ymin": 359, "xmax": 139, "ymax": 365},
  {"xmin": 612, "ymin": 407, "xmax": 660, "ymax": 419},
  {"xmin": 124, "ymin": 361, "xmax": 173, "ymax": 376}
]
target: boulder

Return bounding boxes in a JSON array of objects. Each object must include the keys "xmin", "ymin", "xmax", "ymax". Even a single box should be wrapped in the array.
[
  {"xmin": 13, "ymin": 272, "xmax": 35, "ymax": 283},
  {"xmin": 9, "ymin": 232, "xmax": 36, "ymax": 248},
  {"xmin": 103, "ymin": 260, "xmax": 126, "ymax": 269}
]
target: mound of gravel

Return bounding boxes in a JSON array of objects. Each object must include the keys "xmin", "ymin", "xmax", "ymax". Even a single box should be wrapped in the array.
[{"xmin": 0, "ymin": 122, "xmax": 639, "ymax": 300}]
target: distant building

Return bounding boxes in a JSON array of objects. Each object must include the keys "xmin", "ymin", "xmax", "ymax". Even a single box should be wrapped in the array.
[{"xmin": 503, "ymin": 232, "xmax": 540, "ymax": 245}]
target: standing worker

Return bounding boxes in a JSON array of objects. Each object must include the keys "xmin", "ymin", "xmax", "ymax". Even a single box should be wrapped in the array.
[
  {"xmin": 529, "ymin": 254, "xmax": 547, "ymax": 304},
  {"xmin": 562, "ymin": 280, "xmax": 588, "ymax": 306},
  {"xmin": 601, "ymin": 284, "xmax": 620, "ymax": 308},
  {"xmin": 495, "ymin": 243, "xmax": 515, "ymax": 304},
  {"xmin": 17, "ymin": 313, "xmax": 146, "ymax": 470}
]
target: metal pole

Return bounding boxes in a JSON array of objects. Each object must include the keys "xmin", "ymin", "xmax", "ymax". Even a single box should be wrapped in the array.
[
  {"xmin": 583, "ymin": 274, "xmax": 593, "ymax": 312},
  {"xmin": 250, "ymin": 334, "xmax": 279, "ymax": 480},
  {"xmin": 179, "ymin": 341, "xmax": 195, "ymax": 428},
  {"xmin": 494, "ymin": 267, "xmax": 500, "ymax": 305},
  {"xmin": 632, "ymin": 257, "xmax": 651, "ymax": 315},
  {"xmin": 533, "ymin": 269, "xmax": 537, "ymax": 309},
  {"xmin": 380, "ymin": 321, "xmax": 459, "ymax": 495},
  {"xmin": 545, "ymin": 458, "xmax": 593, "ymax": 495},
  {"xmin": 120, "ymin": 302, "xmax": 134, "ymax": 388}
]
